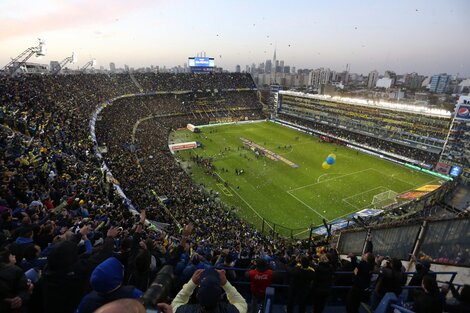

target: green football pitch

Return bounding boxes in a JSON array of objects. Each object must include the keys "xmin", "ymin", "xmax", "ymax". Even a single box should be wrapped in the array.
[{"xmin": 170, "ymin": 121, "xmax": 440, "ymax": 237}]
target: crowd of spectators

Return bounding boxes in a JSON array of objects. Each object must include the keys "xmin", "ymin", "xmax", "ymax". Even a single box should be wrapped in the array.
[
  {"xmin": 0, "ymin": 72, "xmax": 468, "ymax": 313},
  {"xmin": 132, "ymin": 73, "xmax": 257, "ymax": 92}
]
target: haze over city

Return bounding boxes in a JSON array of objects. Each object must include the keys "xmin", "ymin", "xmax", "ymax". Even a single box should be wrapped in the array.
[{"xmin": 1, "ymin": 0, "xmax": 469, "ymax": 76}]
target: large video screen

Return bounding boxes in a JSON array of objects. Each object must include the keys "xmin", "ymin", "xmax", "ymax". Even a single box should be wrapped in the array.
[{"xmin": 188, "ymin": 57, "xmax": 215, "ymax": 68}]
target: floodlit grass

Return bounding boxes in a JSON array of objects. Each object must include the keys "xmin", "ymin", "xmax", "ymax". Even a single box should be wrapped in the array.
[{"xmin": 171, "ymin": 121, "xmax": 440, "ymax": 237}]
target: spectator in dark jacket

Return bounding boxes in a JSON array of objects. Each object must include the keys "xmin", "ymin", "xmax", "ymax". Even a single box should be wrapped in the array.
[
  {"xmin": 413, "ymin": 275, "xmax": 443, "ymax": 313},
  {"xmin": 442, "ymin": 283, "xmax": 470, "ymax": 313},
  {"xmin": 127, "ymin": 249, "xmax": 152, "ymax": 292},
  {"xmin": 408, "ymin": 260, "xmax": 435, "ymax": 302},
  {"xmin": 346, "ymin": 252, "xmax": 375, "ymax": 313},
  {"xmin": 0, "ymin": 248, "xmax": 31, "ymax": 313},
  {"xmin": 312, "ymin": 254, "xmax": 334, "ymax": 313},
  {"xmin": 371, "ymin": 258, "xmax": 406, "ymax": 309},
  {"xmin": 75, "ymin": 257, "xmax": 143, "ymax": 313},
  {"xmin": 32, "ymin": 226, "xmax": 120, "ymax": 313},
  {"xmin": 9, "ymin": 227, "xmax": 35, "ymax": 265},
  {"xmin": 287, "ymin": 256, "xmax": 315, "ymax": 313}
]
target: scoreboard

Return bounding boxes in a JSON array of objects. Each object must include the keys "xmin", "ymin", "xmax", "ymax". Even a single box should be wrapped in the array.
[{"xmin": 188, "ymin": 57, "xmax": 215, "ymax": 72}]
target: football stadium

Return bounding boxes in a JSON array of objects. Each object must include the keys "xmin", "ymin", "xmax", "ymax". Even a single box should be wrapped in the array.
[{"xmin": 1, "ymin": 2, "xmax": 470, "ymax": 313}]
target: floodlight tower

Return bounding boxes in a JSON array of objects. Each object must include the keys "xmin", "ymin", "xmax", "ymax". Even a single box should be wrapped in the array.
[
  {"xmin": 2, "ymin": 39, "xmax": 46, "ymax": 76},
  {"xmin": 53, "ymin": 52, "xmax": 77, "ymax": 74},
  {"xmin": 80, "ymin": 59, "xmax": 96, "ymax": 71}
]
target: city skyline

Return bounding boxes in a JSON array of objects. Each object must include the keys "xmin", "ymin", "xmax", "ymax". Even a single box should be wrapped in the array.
[{"xmin": 1, "ymin": 0, "xmax": 470, "ymax": 76}]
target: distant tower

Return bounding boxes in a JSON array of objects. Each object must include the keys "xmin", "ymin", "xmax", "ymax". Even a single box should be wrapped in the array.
[
  {"xmin": 272, "ymin": 47, "xmax": 277, "ymax": 83},
  {"xmin": 273, "ymin": 48, "xmax": 277, "ymax": 72}
]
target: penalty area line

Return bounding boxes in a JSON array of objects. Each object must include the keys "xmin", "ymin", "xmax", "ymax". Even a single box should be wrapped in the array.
[{"xmin": 287, "ymin": 190, "xmax": 328, "ymax": 220}]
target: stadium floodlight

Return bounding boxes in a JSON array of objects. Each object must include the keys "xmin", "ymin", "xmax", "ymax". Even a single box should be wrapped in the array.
[
  {"xmin": 52, "ymin": 52, "xmax": 77, "ymax": 74},
  {"xmin": 71, "ymin": 51, "xmax": 77, "ymax": 64},
  {"xmin": 2, "ymin": 38, "xmax": 47, "ymax": 76},
  {"xmin": 37, "ymin": 38, "xmax": 46, "ymax": 56},
  {"xmin": 80, "ymin": 58, "xmax": 97, "ymax": 71}
]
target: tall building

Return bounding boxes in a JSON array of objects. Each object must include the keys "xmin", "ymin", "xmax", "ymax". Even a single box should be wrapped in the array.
[
  {"xmin": 429, "ymin": 73, "xmax": 451, "ymax": 93},
  {"xmin": 309, "ymin": 68, "xmax": 332, "ymax": 89},
  {"xmin": 235, "ymin": 65, "xmax": 241, "ymax": 73},
  {"xmin": 367, "ymin": 70, "xmax": 379, "ymax": 89},
  {"xmin": 272, "ymin": 49, "xmax": 277, "ymax": 72},
  {"xmin": 265, "ymin": 60, "xmax": 272, "ymax": 74},
  {"xmin": 109, "ymin": 62, "xmax": 116, "ymax": 73},
  {"xmin": 404, "ymin": 72, "xmax": 424, "ymax": 90},
  {"xmin": 384, "ymin": 70, "xmax": 397, "ymax": 87},
  {"xmin": 251, "ymin": 63, "xmax": 256, "ymax": 74},
  {"xmin": 341, "ymin": 71, "xmax": 349, "ymax": 85}
]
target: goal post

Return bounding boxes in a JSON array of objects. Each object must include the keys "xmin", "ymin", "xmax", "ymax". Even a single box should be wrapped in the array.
[{"xmin": 371, "ymin": 190, "xmax": 398, "ymax": 208}]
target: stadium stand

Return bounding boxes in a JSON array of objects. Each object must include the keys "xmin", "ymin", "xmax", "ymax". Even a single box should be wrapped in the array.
[
  {"xmin": 275, "ymin": 91, "xmax": 453, "ymax": 167},
  {"xmin": 0, "ymin": 73, "xmax": 469, "ymax": 313}
]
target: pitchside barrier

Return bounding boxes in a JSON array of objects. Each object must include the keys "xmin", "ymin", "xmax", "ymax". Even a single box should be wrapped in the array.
[{"xmin": 337, "ymin": 217, "xmax": 470, "ymax": 267}]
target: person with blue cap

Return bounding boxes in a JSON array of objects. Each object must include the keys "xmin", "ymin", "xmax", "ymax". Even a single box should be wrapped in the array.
[
  {"xmin": 75, "ymin": 257, "xmax": 143, "ymax": 313},
  {"xmin": 172, "ymin": 268, "xmax": 247, "ymax": 313}
]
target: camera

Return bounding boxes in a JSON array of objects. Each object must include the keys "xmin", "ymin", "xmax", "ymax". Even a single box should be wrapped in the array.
[{"xmin": 142, "ymin": 265, "xmax": 175, "ymax": 311}]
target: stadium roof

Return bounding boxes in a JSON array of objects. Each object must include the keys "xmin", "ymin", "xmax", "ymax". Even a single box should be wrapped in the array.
[{"xmin": 280, "ymin": 91, "xmax": 452, "ymax": 118}]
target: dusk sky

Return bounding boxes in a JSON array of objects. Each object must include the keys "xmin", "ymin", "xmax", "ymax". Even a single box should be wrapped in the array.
[{"xmin": 1, "ymin": 0, "xmax": 469, "ymax": 76}]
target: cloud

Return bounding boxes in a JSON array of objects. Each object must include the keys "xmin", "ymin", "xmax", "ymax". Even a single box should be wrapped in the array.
[{"xmin": 0, "ymin": 0, "xmax": 152, "ymax": 40}]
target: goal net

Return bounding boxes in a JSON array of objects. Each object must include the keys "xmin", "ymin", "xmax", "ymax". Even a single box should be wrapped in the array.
[{"xmin": 371, "ymin": 190, "xmax": 398, "ymax": 208}]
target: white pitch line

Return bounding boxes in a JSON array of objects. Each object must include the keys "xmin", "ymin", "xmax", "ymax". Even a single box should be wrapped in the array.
[
  {"xmin": 287, "ymin": 190, "xmax": 328, "ymax": 220},
  {"xmin": 316, "ymin": 173, "xmax": 344, "ymax": 183},
  {"xmin": 316, "ymin": 173, "xmax": 329, "ymax": 183},
  {"xmin": 214, "ymin": 173, "xmax": 273, "ymax": 231},
  {"xmin": 342, "ymin": 198, "xmax": 360, "ymax": 210},
  {"xmin": 370, "ymin": 168, "xmax": 415, "ymax": 188},
  {"xmin": 341, "ymin": 186, "xmax": 388, "ymax": 202},
  {"xmin": 289, "ymin": 168, "xmax": 375, "ymax": 192},
  {"xmin": 229, "ymin": 186, "xmax": 274, "ymax": 231},
  {"xmin": 294, "ymin": 228, "xmax": 311, "ymax": 237}
]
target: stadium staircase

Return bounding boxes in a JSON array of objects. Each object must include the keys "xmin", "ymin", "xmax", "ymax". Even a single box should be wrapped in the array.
[{"xmin": 129, "ymin": 71, "xmax": 144, "ymax": 92}]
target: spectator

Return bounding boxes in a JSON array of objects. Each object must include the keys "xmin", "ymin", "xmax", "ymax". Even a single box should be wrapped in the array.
[
  {"xmin": 172, "ymin": 268, "xmax": 247, "ymax": 313},
  {"xmin": 407, "ymin": 260, "xmax": 435, "ymax": 302},
  {"xmin": 442, "ymin": 283, "xmax": 470, "ymax": 313},
  {"xmin": 0, "ymin": 248, "xmax": 31, "ymax": 313},
  {"xmin": 247, "ymin": 258, "xmax": 273, "ymax": 313},
  {"xmin": 371, "ymin": 258, "xmax": 406, "ymax": 309},
  {"xmin": 9, "ymin": 227, "xmax": 35, "ymax": 265},
  {"xmin": 312, "ymin": 254, "xmax": 334, "ymax": 313},
  {"xmin": 287, "ymin": 256, "xmax": 315, "ymax": 313},
  {"xmin": 33, "ymin": 226, "xmax": 120, "ymax": 313},
  {"xmin": 94, "ymin": 298, "xmax": 147, "ymax": 313},
  {"xmin": 75, "ymin": 257, "xmax": 143, "ymax": 313},
  {"xmin": 413, "ymin": 275, "xmax": 443, "ymax": 313},
  {"xmin": 345, "ymin": 252, "xmax": 375, "ymax": 313}
]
